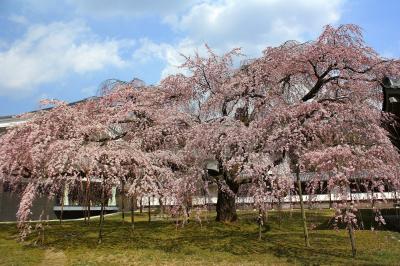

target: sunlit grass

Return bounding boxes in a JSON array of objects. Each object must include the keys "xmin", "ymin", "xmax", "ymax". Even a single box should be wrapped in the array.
[{"xmin": 1, "ymin": 209, "xmax": 400, "ymax": 265}]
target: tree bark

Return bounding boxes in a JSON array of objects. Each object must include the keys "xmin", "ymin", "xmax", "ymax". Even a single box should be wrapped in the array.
[
  {"xmin": 148, "ymin": 196, "xmax": 151, "ymax": 222},
  {"xmin": 348, "ymin": 223, "xmax": 357, "ymax": 257},
  {"xmin": 296, "ymin": 167, "xmax": 310, "ymax": 247},
  {"xmin": 85, "ymin": 178, "xmax": 91, "ymax": 222},
  {"xmin": 258, "ymin": 209, "xmax": 264, "ymax": 240},
  {"xmin": 130, "ymin": 196, "xmax": 135, "ymax": 230},
  {"xmin": 185, "ymin": 196, "xmax": 192, "ymax": 219},
  {"xmin": 278, "ymin": 198, "xmax": 282, "ymax": 228},
  {"xmin": 159, "ymin": 197, "xmax": 165, "ymax": 218},
  {"xmin": 80, "ymin": 179, "xmax": 86, "ymax": 222},
  {"xmin": 0, "ymin": 181, "xmax": 3, "ymax": 218},
  {"xmin": 60, "ymin": 186, "xmax": 64, "ymax": 224},
  {"xmin": 98, "ymin": 183, "xmax": 105, "ymax": 244},
  {"xmin": 216, "ymin": 179, "xmax": 239, "ymax": 222},
  {"xmin": 121, "ymin": 181, "xmax": 125, "ymax": 223}
]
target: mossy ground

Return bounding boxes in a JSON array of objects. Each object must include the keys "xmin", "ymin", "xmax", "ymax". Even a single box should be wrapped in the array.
[{"xmin": 1, "ymin": 209, "xmax": 400, "ymax": 265}]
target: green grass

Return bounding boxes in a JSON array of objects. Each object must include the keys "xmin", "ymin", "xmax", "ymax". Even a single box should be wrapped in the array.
[{"xmin": 1, "ymin": 209, "xmax": 400, "ymax": 265}]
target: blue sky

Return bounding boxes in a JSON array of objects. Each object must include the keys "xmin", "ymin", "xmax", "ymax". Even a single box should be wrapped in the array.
[{"xmin": 0, "ymin": 0, "xmax": 399, "ymax": 115}]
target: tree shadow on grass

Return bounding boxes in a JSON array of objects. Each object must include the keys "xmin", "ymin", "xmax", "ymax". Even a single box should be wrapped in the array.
[{"xmin": 4, "ymin": 211, "xmax": 399, "ymax": 265}]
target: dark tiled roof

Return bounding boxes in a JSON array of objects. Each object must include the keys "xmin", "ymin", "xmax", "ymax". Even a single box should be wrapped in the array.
[
  {"xmin": 383, "ymin": 77, "xmax": 400, "ymax": 89},
  {"xmin": 0, "ymin": 116, "xmax": 26, "ymax": 125},
  {"xmin": 0, "ymin": 97, "xmax": 98, "ymax": 127}
]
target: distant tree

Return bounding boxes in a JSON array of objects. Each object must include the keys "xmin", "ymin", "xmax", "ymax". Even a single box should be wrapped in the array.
[{"xmin": 98, "ymin": 77, "xmax": 145, "ymax": 96}]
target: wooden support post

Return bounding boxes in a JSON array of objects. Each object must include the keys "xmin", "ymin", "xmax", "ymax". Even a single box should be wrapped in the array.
[{"xmin": 297, "ymin": 166, "xmax": 310, "ymax": 247}]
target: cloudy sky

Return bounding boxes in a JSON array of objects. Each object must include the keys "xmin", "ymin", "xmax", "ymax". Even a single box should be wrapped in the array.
[{"xmin": 0, "ymin": 0, "xmax": 399, "ymax": 115}]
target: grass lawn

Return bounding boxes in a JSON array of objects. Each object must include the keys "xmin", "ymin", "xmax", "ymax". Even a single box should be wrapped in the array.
[{"xmin": 1, "ymin": 209, "xmax": 400, "ymax": 265}]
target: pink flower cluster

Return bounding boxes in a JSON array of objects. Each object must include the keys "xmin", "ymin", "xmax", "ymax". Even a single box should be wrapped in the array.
[{"xmin": 1, "ymin": 24, "xmax": 400, "ymax": 237}]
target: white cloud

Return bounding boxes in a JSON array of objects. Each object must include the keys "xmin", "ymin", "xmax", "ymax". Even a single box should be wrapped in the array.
[
  {"xmin": 0, "ymin": 20, "xmax": 131, "ymax": 96},
  {"xmin": 68, "ymin": 0, "xmax": 201, "ymax": 18},
  {"xmin": 167, "ymin": 0, "xmax": 344, "ymax": 55},
  {"xmin": 133, "ymin": 38, "xmax": 172, "ymax": 64},
  {"xmin": 8, "ymin": 14, "xmax": 29, "ymax": 25},
  {"xmin": 133, "ymin": 0, "xmax": 344, "ymax": 81},
  {"xmin": 133, "ymin": 38, "xmax": 206, "ymax": 79}
]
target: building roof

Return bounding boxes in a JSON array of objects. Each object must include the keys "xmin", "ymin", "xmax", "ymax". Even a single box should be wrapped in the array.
[
  {"xmin": 0, "ymin": 116, "xmax": 28, "ymax": 129},
  {"xmin": 0, "ymin": 97, "xmax": 98, "ymax": 130},
  {"xmin": 383, "ymin": 77, "xmax": 400, "ymax": 89}
]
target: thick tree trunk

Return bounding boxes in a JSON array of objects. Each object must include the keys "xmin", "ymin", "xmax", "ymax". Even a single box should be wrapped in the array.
[
  {"xmin": 296, "ymin": 167, "xmax": 310, "ymax": 247},
  {"xmin": 216, "ymin": 179, "xmax": 239, "ymax": 222}
]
